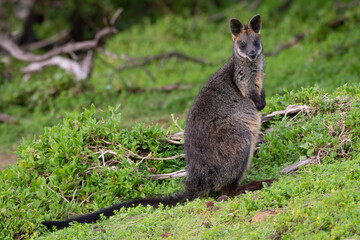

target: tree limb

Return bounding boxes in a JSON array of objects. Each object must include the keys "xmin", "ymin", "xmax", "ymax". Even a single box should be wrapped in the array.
[
  {"xmin": 279, "ymin": 157, "xmax": 317, "ymax": 174},
  {"xmin": 265, "ymin": 33, "xmax": 306, "ymax": 57},
  {"xmin": 261, "ymin": 104, "xmax": 312, "ymax": 123},
  {"xmin": 0, "ymin": 27, "xmax": 117, "ymax": 62},
  {"xmin": 128, "ymin": 82, "xmax": 194, "ymax": 94},
  {"xmin": 21, "ymin": 51, "xmax": 94, "ymax": 80},
  {"xmin": 146, "ymin": 169, "xmax": 187, "ymax": 180},
  {"xmin": 118, "ymin": 51, "xmax": 207, "ymax": 71},
  {"xmin": 0, "ymin": 113, "xmax": 16, "ymax": 124},
  {"xmin": 0, "ymin": 8, "xmax": 122, "ymax": 80},
  {"xmin": 22, "ymin": 29, "xmax": 70, "ymax": 51}
]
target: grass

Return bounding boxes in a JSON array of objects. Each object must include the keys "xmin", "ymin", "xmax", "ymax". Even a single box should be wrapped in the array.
[
  {"xmin": 38, "ymin": 158, "xmax": 360, "ymax": 240},
  {"xmin": 1, "ymin": 0, "xmax": 360, "ymax": 239},
  {"xmin": 36, "ymin": 84, "xmax": 360, "ymax": 239}
]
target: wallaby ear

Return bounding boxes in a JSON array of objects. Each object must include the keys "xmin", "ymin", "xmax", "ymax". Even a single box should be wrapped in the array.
[
  {"xmin": 230, "ymin": 18, "xmax": 244, "ymax": 39},
  {"xmin": 248, "ymin": 14, "xmax": 262, "ymax": 33}
]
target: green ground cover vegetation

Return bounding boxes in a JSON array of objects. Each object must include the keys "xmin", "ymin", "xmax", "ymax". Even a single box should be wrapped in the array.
[{"xmin": 0, "ymin": 0, "xmax": 359, "ymax": 239}]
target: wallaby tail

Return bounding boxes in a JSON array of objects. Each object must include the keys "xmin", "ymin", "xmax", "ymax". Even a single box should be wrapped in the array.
[{"xmin": 42, "ymin": 191, "xmax": 193, "ymax": 230}]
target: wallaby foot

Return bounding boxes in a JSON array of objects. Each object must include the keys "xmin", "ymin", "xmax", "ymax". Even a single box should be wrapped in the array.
[{"xmin": 235, "ymin": 178, "xmax": 278, "ymax": 195}]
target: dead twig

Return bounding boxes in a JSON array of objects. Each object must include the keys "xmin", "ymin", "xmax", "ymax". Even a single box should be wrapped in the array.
[
  {"xmin": 165, "ymin": 131, "xmax": 184, "ymax": 145},
  {"xmin": 265, "ymin": 33, "xmax": 306, "ymax": 57},
  {"xmin": 0, "ymin": 8, "xmax": 122, "ymax": 80},
  {"xmin": 21, "ymin": 50, "xmax": 94, "ymax": 81},
  {"xmin": 129, "ymin": 82, "xmax": 193, "ymax": 94},
  {"xmin": 146, "ymin": 154, "xmax": 185, "ymax": 161},
  {"xmin": 0, "ymin": 27, "xmax": 117, "ymax": 62},
  {"xmin": 262, "ymin": 104, "xmax": 312, "ymax": 123},
  {"xmin": 336, "ymin": 0, "xmax": 360, "ymax": 11},
  {"xmin": 279, "ymin": 157, "xmax": 317, "ymax": 174},
  {"xmin": 118, "ymin": 51, "xmax": 207, "ymax": 72},
  {"xmin": 22, "ymin": 29, "xmax": 70, "ymax": 51},
  {"xmin": 46, "ymin": 185, "xmax": 70, "ymax": 203},
  {"xmin": 0, "ymin": 113, "xmax": 16, "ymax": 124},
  {"xmin": 146, "ymin": 169, "xmax": 187, "ymax": 180},
  {"xmin": 79, "ymin": 192, "xmax": 96, "ymax": 207},
  {"xmin": 171, "ymin": 114, "xmax": 184, "ymax": 132}
]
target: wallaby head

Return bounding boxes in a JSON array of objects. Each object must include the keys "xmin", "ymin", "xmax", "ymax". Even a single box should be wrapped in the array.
[{"xmin": 230, "ymin": 14, "xmax": 262, "ymax": 62}]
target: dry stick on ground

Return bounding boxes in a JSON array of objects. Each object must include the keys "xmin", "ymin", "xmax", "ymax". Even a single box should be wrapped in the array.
[
  {"xmin": 171, "ymin": 113, "xmax": 184, "ymax": 132},
  {"xmin": 128, "ymin": 82, "xmax": 194, "ymax": 94},
  {"xmin": 336, "ymin": 0, "xmax": 360, "ymax": 11},
  {"xmin": 147, "ymin": 169, "xmax": 187, "ymax": 180},
  {"xmin": 120, "ymin": 53, "xmax": 157, "ymax": 82},
  {"xmin": 265, "ymin": 33, "xmax": 306, "ymax": 57},
  {"xmin": 0, "ymin": 26, "xmax": 118, "ymax": 62},
  {"xmin": 279, "ymin": 157, "xmax": 317, "ymax": 174},
  {"xmin": 264, "ymin": 15, "xmax": 351, "ymax": 57},
  {"xmin": 22, "ymin": 50, "xmax": 94, "ymax": 81},
  {"xmin": 261, "ymin": 104, "xmax": 312, "ymax": 123},
  {"xmin": 0, "ymin": 113, "xmax": 15, "ymax": 124},
  {"xmin": 22, "ymin": 29, "xmax": 70, "ymax": 51},
  {"xmin": 117, "ymin": 50, "xmax": 207, "ymax": 72}
]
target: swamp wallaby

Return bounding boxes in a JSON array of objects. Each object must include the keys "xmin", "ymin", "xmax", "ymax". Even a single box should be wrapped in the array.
[{"xmin": 42, "ymin": 14, "xmax": 267, "ymax": 230}]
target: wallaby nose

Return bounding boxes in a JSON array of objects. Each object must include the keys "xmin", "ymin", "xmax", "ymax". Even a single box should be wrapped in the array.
[{"xmin": 249, "ymin": 51, "xmax": 257, "ymax": 60}]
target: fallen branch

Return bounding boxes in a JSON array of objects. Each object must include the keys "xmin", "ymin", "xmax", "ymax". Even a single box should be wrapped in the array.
[
  {"xmin": 147, "ymin": 169, "xmax": 187, "ymax": 180},
  {"xmin": 279, "ymin": 157, "xmax": 317, "ymax": 174},
  {"xmin": 0, "ymin": 113, "xmax": 15, "ymax": 124},
  {"xmin": 129, "ymin": 82, "xmax": 193, "ymax": 94},
  {"xmin": 146, "ymin": 154, "xmax": 185, "ymax": 161},
  {"xmin": 336, "ymin": 0, "xmax": 360, "ymax": 11},
  {"xmin": 328, "ymin": 16, "xmax": 348, "ymax": 29},
  {"xmin": 0, "ymin": 27, "xmax": 117, "ymax": 62},
  {"xmin": 118, "ymin": 51, "xmax": 207, "ymax": 72},
  {"xmin": 261, "ymin": 104, "xmax": 312, "ymax": 123},
  {"xmin": 22, "ymin": 29, "xmax": 70, "ymax": 51},
  {"xmin": 165, "ymin": 131, "xmax": 184, "ymax": 145},
  {"xmin": 0, "ymin": 8, "xmax": 122, "ymax": 80},
  {"xmin": 265, "ymin": 33, "xmax": 306, "ymax": 57},
  {"xmin": 171, "ymin": 114, "xmax": 184, "ymax": 132},
  {"xmin": 22, "ymin": 50, "xmax": 94, "ymax": 80}
]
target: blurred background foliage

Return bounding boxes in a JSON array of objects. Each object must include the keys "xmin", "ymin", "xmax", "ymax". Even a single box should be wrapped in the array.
[{"xmin": 0, "ymin": 0, "xmax": 359, "ymax": 163}]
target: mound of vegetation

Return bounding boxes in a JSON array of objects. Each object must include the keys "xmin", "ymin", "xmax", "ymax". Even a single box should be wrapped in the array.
[{"xmin": 1, "ymin": 84, "xmax": 359, "ymax": 239}]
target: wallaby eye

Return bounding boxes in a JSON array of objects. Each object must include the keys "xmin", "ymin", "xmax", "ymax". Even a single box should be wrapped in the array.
[
  {"xmin": 253, "ymin": 39, "xmax": 260, "ymax": 47},
  {"xmin": 238, "ymin": 41, "xmax": 247, "ymax": 49}
]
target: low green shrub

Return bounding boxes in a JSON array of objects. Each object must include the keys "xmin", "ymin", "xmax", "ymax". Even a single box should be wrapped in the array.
[
  {"xmin": 1, "ymin": 84, "xmax": 360, "ymax": 239},
  {"xmin": 0, "ymin": 105, "xmax": 184, "ymax": 239}
]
